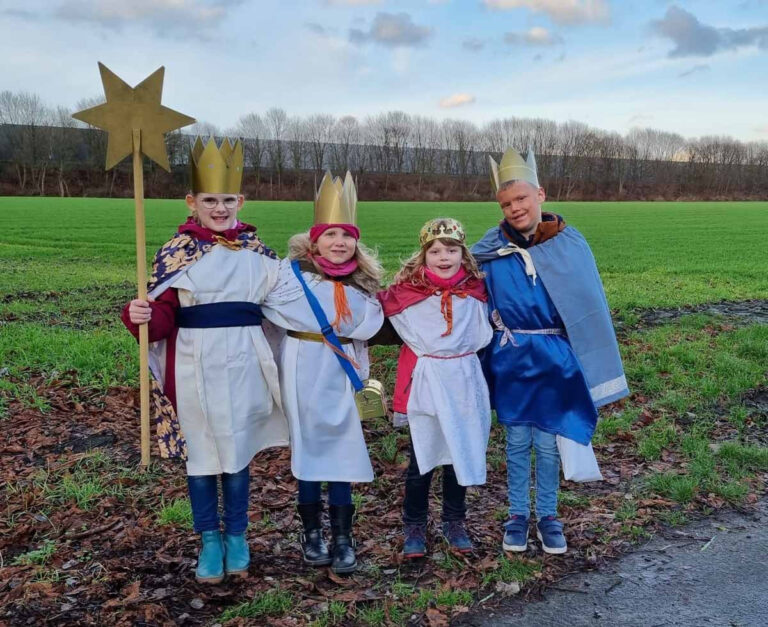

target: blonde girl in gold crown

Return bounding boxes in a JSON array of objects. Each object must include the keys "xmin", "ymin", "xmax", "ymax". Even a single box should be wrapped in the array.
[
  {"xmin": 377, "ymin": 218, "xmax": 493, "ymax": 558},
  {"xmin": 121, "ymin": 137, "xmax": 289, "ymax": 584},
  {"xmin": 262, "ymin": 171, "xmax": 384, "ymax": 575}
]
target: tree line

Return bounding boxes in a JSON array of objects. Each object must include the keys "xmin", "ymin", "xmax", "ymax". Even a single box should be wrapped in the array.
[{"xmin": 1, "ymin": 90, "xmax": 767, "ymax": 201}]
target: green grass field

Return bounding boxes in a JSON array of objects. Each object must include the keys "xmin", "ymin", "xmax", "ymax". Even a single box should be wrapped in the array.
[
  {"xmin": 2, "ymin": 197, "xmax": 768, "ymax": 307},
  {"xmin": 1, "ymin": 197, "xmax": 767, "ymax": 624},
  {"xmin": 2, "ymin": 197, "xmax": 767, "ymax": 390}
]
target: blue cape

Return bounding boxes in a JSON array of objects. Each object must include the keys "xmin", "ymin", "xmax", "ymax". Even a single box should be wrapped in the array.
[{"xmin": 472, "ymin": 225, "xmax": 629, "ymax": 408}]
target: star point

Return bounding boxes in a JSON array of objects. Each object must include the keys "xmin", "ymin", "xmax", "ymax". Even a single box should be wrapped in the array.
[{"xmin": 73, "ymin": 63, "xmax": 195, "ymax": 171}]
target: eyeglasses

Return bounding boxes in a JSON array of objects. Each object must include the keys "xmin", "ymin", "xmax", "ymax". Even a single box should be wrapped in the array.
[{"xmin": 200, "ymin": 197, "xmax": 239, "ymax": 210}]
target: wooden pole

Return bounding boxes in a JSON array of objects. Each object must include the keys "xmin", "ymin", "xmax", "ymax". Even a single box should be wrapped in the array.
[{"xmin": 132, "ymin": 129, "xmax": 151, "ymax": 467}]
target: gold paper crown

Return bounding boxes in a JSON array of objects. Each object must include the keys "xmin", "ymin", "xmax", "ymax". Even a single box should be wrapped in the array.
[
  {"xmin": 419, "ymin": 218, "xmax": 466, "ymax": 247},
  {"xmin": 489, "ymin": 147, "xmax": 539, "ymax": 194},
  {"xmin": 314, "ymin": 170, "xmax": 357, "ymax": 226},
  {"xmin": 190, "ymin": 136, "xmax": 244, "ymax": 194}
]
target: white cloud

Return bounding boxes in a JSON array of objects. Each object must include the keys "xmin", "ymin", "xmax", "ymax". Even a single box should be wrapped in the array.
[
  {"xmin": 52, "ymin": 0, "xmax": 237, "ymax": 34},
  {"xmin": 483, "ymin": 0, "xmax": 609, "ymax": 25},
  {"xmin": 439, "ymin": 93, "xmax": 476, "ymax": 108},
  {"xmin": 651, "ymin": 6, "xmax": 768, "ymax": 58},
  {"xmin": 505, "ymin": 26, "xmax": 562, "ymax": 46},
  {"xmin": 527, "ymin": 26, "xmax": 556, "ymax": 44},
  {"xmin": 350, "ymin": 12, "xmax": 432, "ymax": 47}
]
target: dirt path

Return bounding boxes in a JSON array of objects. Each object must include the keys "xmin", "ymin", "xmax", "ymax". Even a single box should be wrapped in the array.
[
  {"xmin": 458, "ymin": 499, "xmax": 768, "ymax": 627},
  {"xmin": 615, "ymin": 299, "xmax": 768, "ymax": 333}
]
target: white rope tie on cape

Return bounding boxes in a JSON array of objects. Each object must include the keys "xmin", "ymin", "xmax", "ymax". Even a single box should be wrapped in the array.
[
  {"xmin": 491, "ymin": 310, "xmax": 566, "ymax": 348},
  {"xmin": 497, "ymin": 243, "xmax": 537, "ymax": 284}
]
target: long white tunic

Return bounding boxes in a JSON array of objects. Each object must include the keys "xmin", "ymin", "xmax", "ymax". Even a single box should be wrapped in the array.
[
  {"xmin": 262, "ymin": 259, "xmax": 383, "ymax": 482},
  {"xmin": 153, "ymin": 245, "xmax": 289, "ymax": 476},
  {"xmin": 389, "ymin": 294, "xmax": 493, "ymax": 486}
]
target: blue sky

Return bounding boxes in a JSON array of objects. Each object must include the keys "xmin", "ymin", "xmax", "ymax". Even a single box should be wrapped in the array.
[{"xmin": 2, "ymin": 0, "xmax": 767, "ymax": 141}]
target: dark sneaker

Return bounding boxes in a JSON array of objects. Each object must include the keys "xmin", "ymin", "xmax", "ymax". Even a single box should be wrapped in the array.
[
  {"xmin": 402, "ymin": 523, "xmax": 427, "ymax": 559},
  {"xmin": 442, "ymin": 520, "xmax": 472, "ymax": 554},
  {"xmin": 502, "ymin": 515, "xmax": 529, "ymax": 552},
  {"xmin": 537, "ymin": 516, "xmax": 567, "ymax": 554}
]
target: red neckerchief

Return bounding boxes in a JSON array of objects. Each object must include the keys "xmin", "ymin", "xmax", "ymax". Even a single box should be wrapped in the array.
[
  {"xmin": 178, "ymin": 218, "xmax": 255, "ymax": 244},
  {"xmin": 378, "ymin": 267, "xmax": 487, "ymax": 336}
]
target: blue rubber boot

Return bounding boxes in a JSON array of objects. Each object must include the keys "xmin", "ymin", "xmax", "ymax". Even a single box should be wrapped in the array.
[
  {"xmin": 224, "ymin": 532, "xmax": 250, "ymax": 576},
  {"xmin": 195, "ymin": 530, "xmax": 225, "ymax": 584}
]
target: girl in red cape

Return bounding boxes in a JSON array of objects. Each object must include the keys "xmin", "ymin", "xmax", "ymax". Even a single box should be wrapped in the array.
[{"xmin": 377, "ymin": 218, "xmax": 493, "ymax": 558}]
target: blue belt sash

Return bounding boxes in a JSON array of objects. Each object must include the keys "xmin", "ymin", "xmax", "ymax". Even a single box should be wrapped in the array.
[
  {"xmin": 175, "ymin": 302, "xmax": 263, "ymax": 328},
  {"xmin": 290, "ymin": 260, "xmax": 364, "ymax": 392}
]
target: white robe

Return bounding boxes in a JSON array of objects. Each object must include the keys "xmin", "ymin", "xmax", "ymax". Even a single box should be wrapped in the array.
[
  {"xmin": 151, "ymin": 245, "xmax": 289, "ymax": 476},
  {"xmin": 389, "ymin": 294, "xmax": 493, "ymax": 486},
  {"xmin": 262, "ymin": 259, "xmax": 383, "ymax": 482}
]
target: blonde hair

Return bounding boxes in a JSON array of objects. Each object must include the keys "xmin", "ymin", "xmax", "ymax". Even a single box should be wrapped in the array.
[
  {"xmin": 393, "ymin": 237, "xmax": 484, "ymax": 286},
  {"xmin": 288, "ymin": 232, "xmax": 383, "ymax": 295}
]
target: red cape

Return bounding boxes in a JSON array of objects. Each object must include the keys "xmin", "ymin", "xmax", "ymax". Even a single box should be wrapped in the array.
[{"xmin": 377, "ymin": 270, "xmax": 487, "ymax": 317}]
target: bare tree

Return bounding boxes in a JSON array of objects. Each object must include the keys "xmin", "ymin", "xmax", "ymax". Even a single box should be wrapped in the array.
[
  {"xmin": 330, "ymin": 115, "xmax": 360, "ymax": 172},
  {"xmin": 443, "ymin": 119, "xmax": 478, "ymax": 188},
  {"xmin": 410, "ymin": 115, "xmax": 440, "ymax": 190},
  {"xmin": 0, "ymin": 90, "xmax": 53, "ymax": 194},
  {"xmin": 286, "ymin": 116, "xmax": 307, "ymax": 191},
  {"xmin": 363, "ymin": 111, "xmax": 411, "ymax": 189},
  {"xmin": 384, "ymin": 111, "xmax": 411, "ymax": 174},
  {"xmin": 72, "ymin": 95, "xmax": 113, "ymax": 194},
  {"xmin": 364, "ymin": 113, "xmax": 389, "ymax": 173},
  {"xmin": 49, "ymin": 106, "xmax": 78, "ymax": 196},
  {"xmin": 306, "ymin": 113, "xmax": 335, "ymax": 172},
  {"xmin": 6, "ymin": 94, "xmax": 768, "ymax": 200},
  {"xmin": 265, "ymin": 107, "xmax": 287, "ymax": 194},
  {"xmin": 235, "ymin": 112, "xmax": 267, "ymax": 188},
  {"xmin": 189, "ymin": 121, "xmax": 221, "ymax": 138}
]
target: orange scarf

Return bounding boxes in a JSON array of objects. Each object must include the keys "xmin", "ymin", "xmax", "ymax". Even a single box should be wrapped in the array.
[{"xmin": 330, "ymin": 280, "xmax": 353, "ymax": 331}]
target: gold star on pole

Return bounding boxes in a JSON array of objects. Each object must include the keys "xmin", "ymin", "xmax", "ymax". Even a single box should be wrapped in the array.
[
  {"xmin": 72, "ymin": 62, "xmax": 195, "ymax": 170},
  {"xmin": 72, "ymin": 62, "xmax": 194, "ymax": 468}
]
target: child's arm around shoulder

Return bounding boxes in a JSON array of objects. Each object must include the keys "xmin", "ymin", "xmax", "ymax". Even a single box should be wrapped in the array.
[
  {"xmin": 368, "ymin": 317, "xmax": 402, "ymax": 346},
  {"xmin": 262, "ymin": 257, "xmax": 307, "ymax": 309},
  {"xmin": 365, "ymin": 286, "xmax": 402, "ymax": 346}
]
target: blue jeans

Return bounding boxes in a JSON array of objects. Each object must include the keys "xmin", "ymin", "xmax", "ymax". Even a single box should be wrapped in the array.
[
  {"xmin": 297, "ymin": 480, "xmax": 352, "ymax": 506},
  {"xmin": 505, "ymin": 424, "xmax": 560, "ymax": 519},
  {"xmin": 187, "ymin": 466, "xmax": 250, "ymax": 534}
]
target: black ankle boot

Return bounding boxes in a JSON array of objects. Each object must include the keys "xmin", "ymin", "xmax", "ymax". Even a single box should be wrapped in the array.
[
  {"xmin": 329, "ymin": 504, "xmax": 357, "ymax": 574},
  {"xmin": 297, "ymin": 502, "xmax": 332, "ymax": 566}
]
